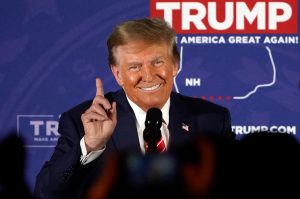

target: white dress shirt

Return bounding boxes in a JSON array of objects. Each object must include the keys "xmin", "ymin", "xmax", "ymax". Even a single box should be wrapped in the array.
[
  {"xmin": 127, "ymin": 97, "xmax": 170, "ymax": 155},
  {"xmin": 80, "ymin": 97, "xmax": 170, "ymax": 165}
]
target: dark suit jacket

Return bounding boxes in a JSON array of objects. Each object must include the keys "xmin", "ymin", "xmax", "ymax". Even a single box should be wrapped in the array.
[{"xmin": 34, "ymin": 90, "xmax": 234, "ymax": 199}]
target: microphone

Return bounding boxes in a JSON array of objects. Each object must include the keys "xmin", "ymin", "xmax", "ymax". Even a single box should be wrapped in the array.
[{"xmin": 143, "ymin": 108, "xmax": 162, "ymax": 154}]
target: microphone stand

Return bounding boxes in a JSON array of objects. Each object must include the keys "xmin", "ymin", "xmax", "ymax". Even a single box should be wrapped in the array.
[{"xmin": 147, "ymin": 121, "xmax": 160, "ymax": 154}]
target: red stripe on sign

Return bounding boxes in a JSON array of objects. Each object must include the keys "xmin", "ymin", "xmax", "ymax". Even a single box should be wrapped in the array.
[{"xmin": 150, "ymin": 0, "xmax": 298, "ymax": 34}]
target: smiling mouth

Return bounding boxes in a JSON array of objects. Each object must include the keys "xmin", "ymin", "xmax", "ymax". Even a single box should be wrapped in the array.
[{"xmin": 139, "ymin": 83, "xmax": 161, "ymax": 91}]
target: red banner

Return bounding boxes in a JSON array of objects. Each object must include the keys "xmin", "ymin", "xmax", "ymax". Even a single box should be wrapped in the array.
[{"xmin": 150, "ymin": 0, "xmax": 298, "ymax": 34}]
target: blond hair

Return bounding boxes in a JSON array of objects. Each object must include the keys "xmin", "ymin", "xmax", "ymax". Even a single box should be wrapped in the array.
[{"xmin": 107, "ymin": 18, "xmax": 179, "ymax": 66}]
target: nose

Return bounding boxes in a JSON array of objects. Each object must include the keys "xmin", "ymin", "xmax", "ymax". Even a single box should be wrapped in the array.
[{"xmin": 141, "ymin": 64, "xmax": 154, "ymax": 82}]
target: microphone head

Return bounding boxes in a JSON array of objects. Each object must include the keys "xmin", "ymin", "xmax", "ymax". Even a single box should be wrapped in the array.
[
  {"xmin": 145, "ymin": 108, "xmax": 162, "ymax": 128},
  {"xmin": 143, "ymin": 107, "xmax": 163, "ymax": 146}
]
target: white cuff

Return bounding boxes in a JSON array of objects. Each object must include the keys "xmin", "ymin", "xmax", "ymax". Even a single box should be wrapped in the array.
[{"xmin": 80, "ymin": 137, "xmax": 105, "ymax": 165}]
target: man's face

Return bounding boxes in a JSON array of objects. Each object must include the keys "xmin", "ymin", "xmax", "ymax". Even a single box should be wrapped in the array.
[{"xmin": 111, "ymin": 40, "xmax": 178, "ymax": 111}]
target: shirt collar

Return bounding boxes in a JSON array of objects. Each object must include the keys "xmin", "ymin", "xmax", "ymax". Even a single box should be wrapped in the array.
[{"xmin": 126, "ymin": 96, "xmax": 170, "ymax": 128}]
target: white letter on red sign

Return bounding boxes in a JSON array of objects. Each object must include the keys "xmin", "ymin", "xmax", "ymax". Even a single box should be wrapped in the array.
[
  {"xmin": 182, "ymin": 2, "xmax": 206, "ymax": 30},
  {"xmin": 156, "ymin": 2, "xmax": 180, "ymax": 26},
  {"xmin": 208, "ymin": 2, "xmax": 234, "ymax": 30},
  {"xmin": 236, "ymin": 2, "xmax": 266, "ymax": 30},
  {"xmin": 269, "ymin": 2, "xmax": 292, "ymax": 30}
]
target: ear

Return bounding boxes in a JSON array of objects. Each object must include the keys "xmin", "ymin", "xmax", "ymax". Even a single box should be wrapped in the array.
[
  {"xmin": 111, "ymin": 65, "xmax": 124, "ymax": 86},
  {"xmin": 172, "ymin": 62, "xmax": 179, "ymax": 77}
]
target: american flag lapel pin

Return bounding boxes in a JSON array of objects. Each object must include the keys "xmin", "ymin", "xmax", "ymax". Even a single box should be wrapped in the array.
[{"xmin": 182, "ymin": 123, "xmax": 189, "ymax": 132}]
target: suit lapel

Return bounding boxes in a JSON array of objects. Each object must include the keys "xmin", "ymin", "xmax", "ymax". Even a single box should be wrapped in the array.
[
  {"xmin": 111, "ymin": 90, "xmax": 141, "ymax": 152},
  {"xmin": 110, "ymin": 91, "xmax": 196, "ymax": 152},
  {"xmin": 169, "ymin": 92, "xmax": 195, "ymax": 148}
]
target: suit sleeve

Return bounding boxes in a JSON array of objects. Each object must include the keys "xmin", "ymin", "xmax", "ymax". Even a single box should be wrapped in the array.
[
  {"xmin": 34, "ymin": 112, "xmax": 82, "ymax": 198},
  {"xmin": 34, "ymin": 111, "xmax": 100, "ymax": 199}
]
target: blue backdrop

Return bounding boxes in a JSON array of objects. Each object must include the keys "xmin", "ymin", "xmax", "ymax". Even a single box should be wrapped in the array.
[{"xmin": 0, "ymin": 0, "xmax": 299, "ymax": 192}]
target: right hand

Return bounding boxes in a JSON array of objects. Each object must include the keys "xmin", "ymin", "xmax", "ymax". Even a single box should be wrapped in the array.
[{"xmin": 81, "ymin": 78, "xmax": 117, "ymax": 152}]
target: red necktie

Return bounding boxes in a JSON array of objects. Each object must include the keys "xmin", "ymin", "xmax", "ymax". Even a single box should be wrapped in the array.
[{"xmin": 145, "ymin": 123, "xmax": 167, "ymax": 153}]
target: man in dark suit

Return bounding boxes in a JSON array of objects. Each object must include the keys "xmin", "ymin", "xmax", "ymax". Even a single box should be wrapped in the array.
[{"xmin": 34, "ymin": 18, "xmax": 235, "ymax": 199}]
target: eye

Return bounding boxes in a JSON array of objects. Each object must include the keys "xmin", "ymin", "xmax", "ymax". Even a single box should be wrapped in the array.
[
  {"xmin": 128, "ymin": 64, "xmax": 141, "ymax": 72},
  {"xmin": 154, "ymin": 59, "xmax": 164, "ymax": 67}
]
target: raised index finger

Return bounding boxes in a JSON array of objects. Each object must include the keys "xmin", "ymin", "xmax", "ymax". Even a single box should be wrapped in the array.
[{"xmin": 95, "ymin": 77, "xmax": 104, "ymax": 96}]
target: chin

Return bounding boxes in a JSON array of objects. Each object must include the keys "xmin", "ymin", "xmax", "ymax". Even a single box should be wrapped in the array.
[{"xmin": 143, "ymin": 100, "xmax": 163, "ymax": 109}]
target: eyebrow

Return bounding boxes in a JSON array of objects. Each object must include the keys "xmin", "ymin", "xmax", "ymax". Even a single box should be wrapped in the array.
[
  {"xmin": 125, "ymin": 62, "xmax": 142, "ymax": 67},
  {"xmin": 125, "ymin": 56, "xmax": 165, "ymax": 67},
  {"xmin": 153, "ymin": 55, "xmax": 164, "ymax": 60}
]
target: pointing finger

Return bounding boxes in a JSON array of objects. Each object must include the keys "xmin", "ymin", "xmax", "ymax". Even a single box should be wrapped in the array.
[{"xmin": 95, "ymin": 77, "xmax": 104, "ymax": 96}]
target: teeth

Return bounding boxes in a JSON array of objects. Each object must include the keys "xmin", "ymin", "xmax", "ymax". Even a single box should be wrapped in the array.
[{"xmin": 141, "ymin": 84, "xmax": 160, "ymax": 91}]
